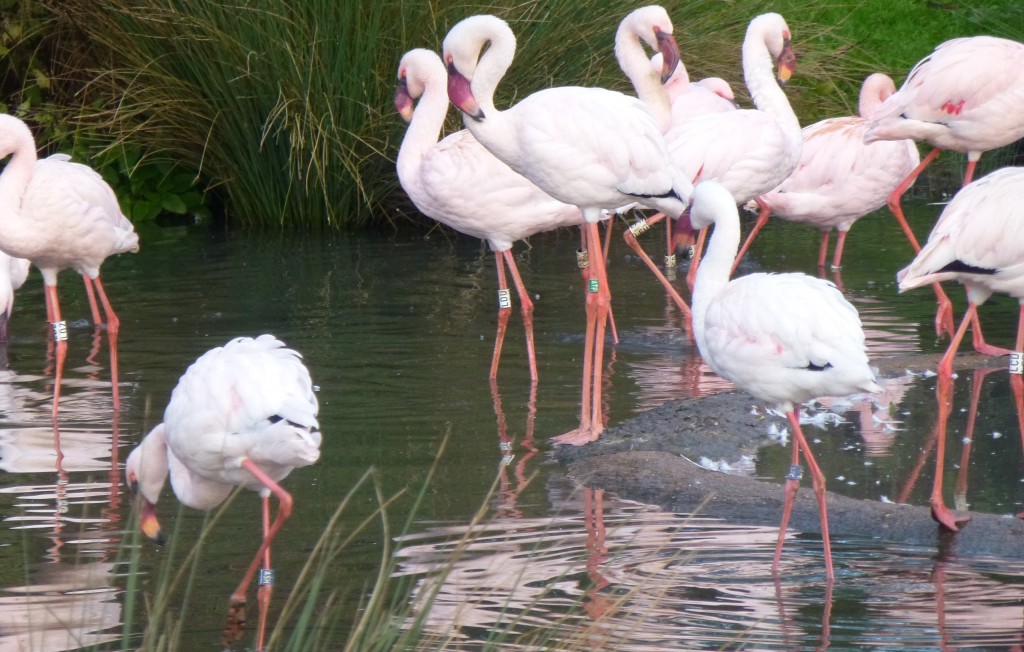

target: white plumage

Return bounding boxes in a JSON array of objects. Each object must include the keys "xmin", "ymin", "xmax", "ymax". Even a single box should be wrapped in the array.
[
  {"xmin": 753, "ymin": 73, "xmax": 921, "ymax": 269},
  {"xmin": 125, "ymin": 334, "xmax": 320, "ymax": 648},
  {"xmin": 690, "ymin": 180, "xmax": 879, "ymax": 581},
  {"xmin": 0, "ymin": 252, "xmax": 30, "ymax": 341},
  {"xmin": 443, "ymin": 13, "xmax": 690, "ymax": 445}
]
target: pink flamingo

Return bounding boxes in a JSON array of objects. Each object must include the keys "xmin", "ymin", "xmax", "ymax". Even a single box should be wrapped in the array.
[
  {"xmin": 864, "ymin": 35, "xmax": 1024, "ymax": 337},
  {"xmin": 0, "ymin": 252, "xmax": 30, "ymax": 342},
  {"xmin": 125, "ymin": 334, "xmax": 320, "ymax": 651},
  {"xmin": 745, "ymin": 73, "xmax": 920, "ymax": 269},
  {"xmin": 690, "ymin": 180, "xmax": 880, "ymax": 581},
  {"xmin": 897, "ymin": 166, "xmax": 1024, "ymax": 531},
  {"xmin": 0, "ymin": 114, "xmax": 138, "ymax": 416},
  {"xmin": 655, "ymin": 51, "xmax": 737, "ymax": 122},
  {"xmin": 625, "ymin": 13, "xmax": 801, "ymax": 294},
  {"xmin": 444, "ymin": 14, "xmax": 691, "ymax": 446},
  {"xmin": 394, "ymin": 48, "xmax": 583, "ymax": 383}
]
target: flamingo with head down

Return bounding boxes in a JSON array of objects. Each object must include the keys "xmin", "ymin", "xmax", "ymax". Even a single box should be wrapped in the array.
[{"xmin": 443, "ymin": 12, "xmax": 691, "ymax": 446}]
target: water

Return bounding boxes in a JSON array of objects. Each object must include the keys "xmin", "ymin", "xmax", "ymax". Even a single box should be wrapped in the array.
[{"xmin": 0, "ymin": 204, "xmax": 1022, "ymax": 650}]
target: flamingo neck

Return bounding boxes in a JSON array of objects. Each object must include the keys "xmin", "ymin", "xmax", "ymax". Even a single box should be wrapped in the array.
[
  {"xmin": 458, "ymin": 20, "xmax": 518, "ymax": 161},
  {"xmin": 742, "ymin": 26, "xmax": 800, "ymax": 137},
  {"xmin": 616, "ymin": 26, "xmax": 671, "ymax": 132},
  {"xmin": 691, "ymin": 211, "xmax": 741, "ymax": 347},
  {"xmin": 0, "ymin": 135, "xmax": 38, "ymax": 249},
  {"xmin": 132, "ymin": 424, "xmax": 170, "ymax": 505},
  {"xmin": 396, "ymin": 56, "xmax": 451, "ymax": 188}
]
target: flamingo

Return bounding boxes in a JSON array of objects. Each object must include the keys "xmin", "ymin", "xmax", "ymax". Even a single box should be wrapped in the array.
[
  {"xmin": 444, "ymin": 14, "xmax": 691, "ymax": 446},
  {"xmin": 624, "ymin": 13, "xmax": 801, "ymax": 294},
  {"xmin": 743, "ymin": 73, "xmax": 921, "ymax": 269},
  {"xmin": 124, "ymin": 334, "xmax": 320, "ymax": 651},
  {"xmin": 655, "ymin": 51, "xmax": 737, "ymax": 122},
  {"xmin": 897, "ymin": 166, "xmax": 1024, "ymax": 531},
  {"xmin": 0, "ymin": 114, "xmax": 139, "ymax": 415},
  {"xmin": 689, "ymin": 180, "xmax": 880, "ymax": 581},
  {"xmin": 864, "ymin": 35, "xmax": 1024, "ymax": 337},
  {"xmin": 0, "ymin": 252, "xmax": 30, "ymax": 342},
  {"xmin": 394, "ymin": 48, "xmax": 584, "ymax": 383}
]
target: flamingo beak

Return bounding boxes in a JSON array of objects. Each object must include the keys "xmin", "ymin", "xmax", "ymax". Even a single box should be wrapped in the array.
[
  {"xmin": 446, "ymin": 60, "xmax": 485, "ymax": 122},
  {"xmin": 656, "ymin": 30, "xmax": 681, "ymax": 84},
  {"xmin": 776, "ymin": 39, "xmax": 796, "ymax": 84},
  {"xmin": 139, "ymin": 496, "xmax": 167, "ymax": 546},
  {"xmin": 394, "ymin": 77, "xmax": 414, "ymax": 123}
]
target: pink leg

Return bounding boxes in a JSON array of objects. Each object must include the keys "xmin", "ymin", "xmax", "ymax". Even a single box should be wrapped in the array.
[
  {"xmin": 788, "ymin": 411, "xmax": 835, "ymax": 581},
  {"xmin": 223, "ymin": 459, "xmax": 294, "ymax": 648},
  {"xmin": 255, "ymin": 495, "xmax": 272, "ymax": 651},
  {"xmin": 82, "ymin": 275, "xmax": 103, "ymax": 326},
  {"xmin": 490, "ymin": 252, "xmax": 513, "ymax": 381},
  {"xmin": 938, "ymin": 303, "xmax": 977, "ymax": 378},
  {"xmin": 685, "ymin": 226, "xmax": 707, "ymax": 293},
  {"xmin": 969, "ymin": 308, "xmax": 1013, "ymax": 358},
  {"xmin": 45, "ymin": 284, "xmax": 67, "ymax": 422},
  {"xmin": 954, "ymin": 368, "xmax": 995, "ymax": 510},
  {"xmin": 930, "ymin": 372, "xmax": 970, "ymax": 531},
  {"xmin": 831, "ymin": 231, "xmax": 848, "ymax": 270},
  {"xmin": 622, "ymin": 219, "xmax": 693, "ymax": 322},
  {"xmin": 817, "ymin": 231, "xmax": 831, "ymax": 269},
  {"xmin": 772, "ymin": 427, "xmax": 803, "ymax": 576},
  {"xmin": 731, "ymin": 200, "xmax": 771, "ymax": 274},
  {"xmin": 91, "ymin": 276, "xmax": 122, "ymax": 411},
  {"xmin": 501, "ymin": 250, "xmax": 538, "ymax": 383},
  {"xmin": 553, "ymin": 223, "xmax": 611, "ymax": 446}
]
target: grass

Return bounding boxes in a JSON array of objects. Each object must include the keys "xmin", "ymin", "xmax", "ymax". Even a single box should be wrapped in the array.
[{"xmin": 7, "ymin": 1, "xmax": 1024, "ymax": 228}]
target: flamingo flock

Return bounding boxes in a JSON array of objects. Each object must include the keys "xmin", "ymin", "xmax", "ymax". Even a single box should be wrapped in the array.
[{"xmin": 389, "ymin": 6, "xmax": 1024, "ymax": 584}]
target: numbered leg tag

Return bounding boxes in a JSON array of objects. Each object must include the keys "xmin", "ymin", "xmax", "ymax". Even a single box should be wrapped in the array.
[
  {"xmin": 785, "ymin": 464, "xmax": 803, "ymax": 482},
  {"xmin": 588, "ymin": 279, "xmax": 600, "ymax": 293},
  {"xmin": 628, "ymin": 218, "xmax": 650, "ymax": 236},
  {"xmin": 1011, "ymin": 351, "xmax": 1024, "ymax": 375},
  {"xmin": 664, "ymin": 254, "xmax": 677, "ymax": 268},
  {"xmin": 576, "ymin": 248, "xmax": 590, "ymax": 269},
  {"xmin": 52, "ymin": 320, "xmax": 68, "ymax": 342},
  {"xmin": 258, "ymin": 568, "xmax": 275, "ymax": 586},
  {"xmin": 497, "ymin": 288, "xmax": 512, "ymax": 309}
]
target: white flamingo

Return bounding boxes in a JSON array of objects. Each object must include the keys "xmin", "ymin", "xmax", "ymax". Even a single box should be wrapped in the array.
[
  {"xmin": 444, "ymin": 14, "xmax": 691, "ymax": 446},
  {"xmin": 125, "ymin": 334, "xmax": 321, "ymax": 651},
  {"xmin": 394, "ymin": 48, "xmax": 584, "ymax": 383},
  {"xmin": 654, "ymin": 51, "xmax": 737, "ymax": 122},
  {"xmin": 864, "ymin": 35, "xmax": 1024, "ymax": 336},
  {"xmin": 0, "ymin": 114, "xmax": 139, "ymax": 415},
  {"xmin": 747, "ymin": 73, "xmax": 920, "ymax": 269},
  {"xmin": 0, "ymin": 252, "xmax": 30, "ymax": 341},
  {"xmin": 690, "ymin": 180, "xmax": 880, "ymax": 581},
  {"xmin": 897, "ymin": 166, "xmax": 1024, "ymax": 532}
]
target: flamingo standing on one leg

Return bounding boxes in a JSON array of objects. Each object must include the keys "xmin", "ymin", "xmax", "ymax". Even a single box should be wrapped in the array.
[
  {"xmin": 897, "ymin": 166, "xmax": 1024, "ymax": 531},
  {"xmin": 443, "ymin": 14, "xmax": 691, "ymax": 446},
  {"xmin": 740, "ymin": 73, "xmax": 920, "ymax": 270},
  {"xmin": 689, "ymin": 180, "xmax": 880, "ymax": 581},
  {"xmin": 623, "ymin": 13, "xmax": 802, "ymax": 296},
  {"xmin": 864, "ymin": 34, "xmax": 1024, "ymax": 337},
  {"xmin": 125, "ymin": 334, "xmax": 321, "ymax": 651},
  {"xmin": 0, "ymin": 114, "xmax": 139, "ymax": 417},
  {"xmin": 394, "ymin": 48, "xmax": 584, "ymax": 383}
]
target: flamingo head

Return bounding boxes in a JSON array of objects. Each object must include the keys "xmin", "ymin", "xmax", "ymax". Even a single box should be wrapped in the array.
[
  {"xmin": 446, "ymin": 58, "xmax": 484, "ymax": 122},
  {"xmin": 125, "ymin": 425, "xmax": 170, "ymax": 546},
  {"xmin": 776, "ymin": 37, "xmax": 796, "ymax": 84},
  {"xmin": 655, "ymin": 28, "xmax": 681, "ymax": 84},
  {"xmin": 125, "ymin": 451, "xmax": 168, "ymax": 546},
  {"xmin": 394, "ymin": 75, "xmax": 414, "ymax": 123}
]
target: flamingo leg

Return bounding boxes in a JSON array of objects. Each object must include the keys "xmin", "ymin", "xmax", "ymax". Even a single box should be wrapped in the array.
[
  {"xmin": 622, "ymin": 222, "xmax": 693, "ymax": 322},
  {"xmin": 831, "ymin": 231, "xmax": 849, "ymax": 270},
  {"xmin": 578, "ymin": 227, "xmax": 619, "ymax": 345},
  {"xmin": 731, "ymin": 199, "xmax": 771, "ymax": 274},
  {"xmin": 502, "ymin": 250, "xmax": 538, "ymax": 382},
  {"xmin": 553, "ymin": 222, "xmax": 610, "ymax": 445},
  {"xmin": 223, "ymin": 459, "xmax": 295, "ymax": 648},
  {"xmin": 772, "ymin": 427, "xmax": 803, "ymax": 576},
  {"xmin": 90, "ymin": 275, "xmax": 122, "ymax": 411},
  {"xmin": 930, "ymin": 372, "xmax": 970, "ymax": 531},
  {"xmin": 938, "ymin": 302, "xmax": 977, "ymax": 378},
  {"xmin": 791, "ymin": 411, "xmax": 834, "ymax": 581},
  {"xmin": 490, "ymin": 252, "xmax": 513, "ymax": 381},
  {"xmin": 45, "ymin": 284, "xmax": 67, "ymax": 421},
  {"xmin": 817, "ymin": 231, "xmax": 831, "ymax": 269},
  {"xmin": 254, "ymin": 494, "xmax": 273, "ymax": 652},
  {"xmin": 685, "ymin": 226, "xmax": 707, "ymax": 293},
  {"xmin": 954, "ymin": 368, "xmax": 994, "ymax": 512},
  {"xmin": 969, "ymin": 308, "xmax": 1013, "ymax": 358},
  {"xmin": 82, "ymin": 275, "xmax": 103, "ymax": 326}
]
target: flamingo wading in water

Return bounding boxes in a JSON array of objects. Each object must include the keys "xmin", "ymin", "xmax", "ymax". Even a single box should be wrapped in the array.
[
  {"xmin": 0, "ymin": 114, "xmax": 139, "ymax": 415},
  {"xmin": 443, "ymin": 13, "xmax": 691, "ymax": 446},
  {"xmin": 864, "ymin": 35, "xmax": 1024, "ymax": 337},
  {"xmin": 690, "ymin": 180, "xmax": 880, "ymax": 581},
  {"xmin": 897, "ymin": 166, "xmax": 1024, "ymax": 532},
  {"xmin": 746, "ymin": 73, "xmax": 920, "ymax": 269},
  {"xmin": 394, "ymin": 48, "xmax": 584, "ymax": 383},
  {"xmin": 125, "ymin": 334, "xmax": 321, "ymax": 650}
]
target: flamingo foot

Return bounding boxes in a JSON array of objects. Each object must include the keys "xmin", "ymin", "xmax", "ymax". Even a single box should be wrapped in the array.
[
  {"xmin": 222, "ymin": 600, "xmax": 247, "ymax": 647},
  {"xmin": 931, "ymin": 500, "xmax": 970, "ymax": 533},
  {"xmin": 935, "ymin": 299, "xmax": 955, "ymax": 339},
  {"xmin": 551, "ymin": 426, "xmax": 601, "ymax": 447},
  {"xmin": 974, "ymin": 342, "xmax": 1013, "ymax": 358}
]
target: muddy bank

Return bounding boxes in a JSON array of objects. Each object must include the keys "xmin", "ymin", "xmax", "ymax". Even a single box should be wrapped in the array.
[{"xmin": 554, "ymin": 351, "xmax": 1024, "ymax": 560}]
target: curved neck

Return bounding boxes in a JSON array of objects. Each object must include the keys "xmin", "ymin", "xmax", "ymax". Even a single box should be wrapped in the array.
[
  {"xmin": 134, "ymin": 424, "xmax": 170, "ymax": 504},
  {"xmin": 396, "ymin": 59, "xmax": 450, "ymax": 184},
  {"xmin": 616, "ymin": 27, "xmax": 670, "ymax": 131},
  {"xmin": 742, "ymin": 29, "xmax": 800, "ymax": 136},
  {"xmin": 692, "ymin": 214, "xmax": 741, "ymax": 337}
]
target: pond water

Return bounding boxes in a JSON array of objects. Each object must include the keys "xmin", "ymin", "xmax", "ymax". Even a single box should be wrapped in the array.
[{"xmin": 0, "ymin": 202, "xmax": 1022, "ymax": 650}]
